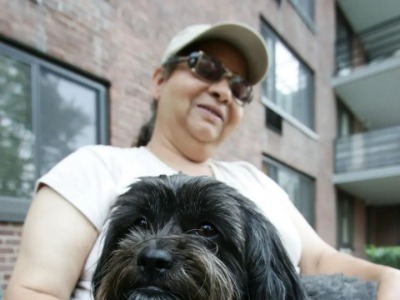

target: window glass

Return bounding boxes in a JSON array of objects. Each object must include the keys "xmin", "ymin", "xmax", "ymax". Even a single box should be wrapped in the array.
[
  {"xmin": 0, "ymin": 54, "xmax": 34, "ymax": 198},
  {"xmin": 336, "ymin": 11, "xmax": 353, "ymax": 72},
  {"xmin": 298, "ymin": 0, "xmax": 314, "ymax": 20},
  {"xmin": 341, "ymin": 200, "xmax": 351, "ymax": 244},
  {"xmin": 337, "ymin": 101, "xmax": 355, "ymax": 137},
  {"xmin": 337, "ymin": 193, "xmax": 354, "ymax": 248},
  {"xmin": 39, "ymin": 70, "xmax": 97, "ymax": 174},
  {"xmin": 263, "ymin": 156, "xmax": 315, "ymax": 226},
  {"xmin": 289, "ymin": 0, "xmax": 314, "ymax": 27},
  {"xmin": 266, "ymin": 107, "xmax": 282, "ymax": 133},
  {"xmin": 0, "ymin": 43, "xmax": 107, "ymax": 221},
  {"xmin": 338, "ymin": 107, "xmax": 351, "ymax": 137},
  {"xmin": 262, "ymin": 24, "xmax": 314, "ymax": 129}
]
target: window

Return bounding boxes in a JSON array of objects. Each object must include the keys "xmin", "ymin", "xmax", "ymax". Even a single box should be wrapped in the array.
[
  {"xmin": 261, "ymin": 23, "xmax": 314, "ymax": 130},
  {"xmin": 0, "ymin": 42, "xmax": 108, "ymax": 221},
  {"xmin": 337, "ymin": 101, "xmax": 355, "ymax": 138},
  {"xmin": 288, "ymin": 0, "xmax": 315, "ymax": 31},
  {"xmin": 263, "ymin": 156, "xmax": 315, "ymax": 226},
  {"xmin": 337, "ymin": 191, "xmax": 354, "ymax": 249},
  {"xmin": 266, "ymin": 106, "xmax": 282, "ymax": 133},
  {"xmin": 335, "ymin": 9, "xmax": 353, "ymax": 73}
]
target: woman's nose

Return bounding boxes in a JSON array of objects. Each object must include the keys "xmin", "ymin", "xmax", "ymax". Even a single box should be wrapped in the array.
[{"xmin": 208, "ymin": 79, "xmax": 233, "ymax": 104}]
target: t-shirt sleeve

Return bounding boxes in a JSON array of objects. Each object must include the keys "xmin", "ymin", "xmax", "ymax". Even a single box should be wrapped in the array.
[{"xmin": 35, "ymin": 145, "xmax": 120, "ymax": 231}]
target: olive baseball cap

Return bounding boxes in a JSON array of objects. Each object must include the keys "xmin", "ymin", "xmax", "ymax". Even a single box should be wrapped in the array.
[{"xmin": 160, "ymin": 22, "xmax": 269, "ymax": 85}]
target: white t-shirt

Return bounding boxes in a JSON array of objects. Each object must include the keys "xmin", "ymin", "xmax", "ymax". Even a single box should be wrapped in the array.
[{"xmin": 36, "ymin": 145, "xmax": 302, "ymax": 300}]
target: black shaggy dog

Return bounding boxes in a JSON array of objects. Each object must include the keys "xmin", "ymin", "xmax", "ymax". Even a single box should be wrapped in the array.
[{"xmin": 92, "ymin": 174, "xmax": 308, "ymax": 300}]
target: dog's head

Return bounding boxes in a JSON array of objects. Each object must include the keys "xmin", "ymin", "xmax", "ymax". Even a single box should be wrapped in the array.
[{"xmin": 92, "ymin": 174, "xmax": 306, "ymax": 300}]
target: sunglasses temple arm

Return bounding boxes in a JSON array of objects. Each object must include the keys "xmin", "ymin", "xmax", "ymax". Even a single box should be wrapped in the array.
[{"xmin": 162, "ymin": 56, "xmax": 189, "ymax": 67}]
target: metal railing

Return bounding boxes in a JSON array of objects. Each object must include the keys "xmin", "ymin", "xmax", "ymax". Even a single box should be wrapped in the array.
[
  {"xmin": 335, "ymin": 126, "xmax": 400, "ymax": 173},
  {"xmin": 335, "ymin": 16, "xmax": 400, "ymax": 73}
]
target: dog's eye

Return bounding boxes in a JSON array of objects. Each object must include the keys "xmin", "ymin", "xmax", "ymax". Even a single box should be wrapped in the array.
[
  {"xmin": 197, "ymin": 223, "xmax": 219, "ymax": 238},
  {"xmin": 133, "ymin": 217, "xmax": 148, "ymax": 229}
]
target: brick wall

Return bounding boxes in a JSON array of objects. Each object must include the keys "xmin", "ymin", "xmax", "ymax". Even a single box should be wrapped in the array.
[
  {"xmin": 0, "ymin": 0, "xmax": 338, "ymax": 291},
  {"xmin": 0, "ymin": 223, "xmax": 21, "ymax": 291}
]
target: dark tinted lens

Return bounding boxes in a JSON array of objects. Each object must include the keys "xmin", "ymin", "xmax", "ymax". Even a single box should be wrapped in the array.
[
  {"xmin": 195, "ymin": 54, "xmax": 224, "ymax": 81},
  {"xmin": 229, "ymin": 77, "xmax": 251, "ymax": 104},
  {"xmin": 187, "ymin": 52, "xmax": 252, "ymax": 105}
]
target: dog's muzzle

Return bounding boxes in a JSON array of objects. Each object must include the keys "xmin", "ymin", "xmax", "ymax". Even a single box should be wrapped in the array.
[
  {"xmin": 127, "ymin": 286, "xmax": 180, "ymax": 300},
  {"xmin": 125, "ymin": 247, "xmax": 179, "ymax": 300},
  {"xmin": 137, "ymin": 248, "xmax": 173, "ymax": 276}
]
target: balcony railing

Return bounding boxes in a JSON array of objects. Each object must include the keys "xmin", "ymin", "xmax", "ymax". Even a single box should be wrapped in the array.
[
  {"xmin": 335, "ymin": 16, "xmax": 400, "ymax": 74},
  {"xmin": 335, "ymin": 126, "xmax": 400, "ymax": 173}
]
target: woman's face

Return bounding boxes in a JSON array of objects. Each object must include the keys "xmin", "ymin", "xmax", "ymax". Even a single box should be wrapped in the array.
[{"xmin": 153, "ymin": 40, "xmax": 247, "ymax": 149}]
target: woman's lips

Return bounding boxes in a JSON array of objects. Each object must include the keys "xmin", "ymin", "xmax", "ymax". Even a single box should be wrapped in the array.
[{"xmin": 197, "ymin": 104, "xmax": 224, "ymax": 121}]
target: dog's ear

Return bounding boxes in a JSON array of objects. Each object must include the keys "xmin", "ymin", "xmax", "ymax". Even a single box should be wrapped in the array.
[
  {"xmin": 241, "ymin": 203, "xmax": 307, "ymax": 300},
  {"xmin": 92, "ymin": 193, "xmax": 139, "ymax": 299},
  {"xmin": 91, "ymin": 213, "xmax": 121, "ymax": 299}
]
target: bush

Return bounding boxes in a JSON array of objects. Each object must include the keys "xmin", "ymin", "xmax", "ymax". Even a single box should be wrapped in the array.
[{"xmin": 366, "ymin": 246, "xmax": 400, "ymax": 269}]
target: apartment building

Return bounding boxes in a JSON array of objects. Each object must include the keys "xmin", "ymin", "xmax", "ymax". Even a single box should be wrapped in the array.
[
  {"xmin": 333, "ymin": 0, "xmax": 400, "ymax": 250},
  {"xmin": 0, "ymin": 0, "xmax": 398, "ymax": 293}
]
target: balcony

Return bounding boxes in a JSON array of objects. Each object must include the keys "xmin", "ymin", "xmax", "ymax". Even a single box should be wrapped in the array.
[
  {"xmin": 332, "ymin": 57, "xmax": 400, "ymax": 129},
  {"xmin": 333, "ymin": 126, "xmax": 400, "ymax": 205},
  {"xmin": 337, "ymin": 0, "xmax": 400, "ymax": 35},
  {"xmin": 333, "ymin": 0, "xmax": 400, "ymax": 130}
]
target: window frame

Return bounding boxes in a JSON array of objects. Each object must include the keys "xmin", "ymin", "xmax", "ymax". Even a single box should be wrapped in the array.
[
  {"xmin": 261, "ymin": 21, "xmax": 316, "ymax": 138},
  {"xmin": 335, "ymin": 7, "xmax": 355, "ymax": 73},
  {"xmin": 0, "ymin": 41, "xmax": 109, "ymax": 222},
  {"xmin": 265, "ymin": 106, "xmax": 283, "ymax": 134},
  {"xmin": 336, "ymin": 99, "xmax": 356, "ymax": 138},
  {"xmin": 263, "ymin": 155, "xmax": 315, "ymax": 227},
  {"xmin": 287, "ymin": 0, "xmax": 316, "ymax": 33},
  {"xmin": 337, "ymin": 190, "xmax": 354, "ymax": 250}
]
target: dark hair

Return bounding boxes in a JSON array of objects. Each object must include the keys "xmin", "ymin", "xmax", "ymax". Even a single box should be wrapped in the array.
[
  {"xmin": 133, "ymin": 61, "xmax": 178, "ymax": 147},
  {"xmin": 135, "ymin": 99, "xmax": 158, "ymax": 147}
]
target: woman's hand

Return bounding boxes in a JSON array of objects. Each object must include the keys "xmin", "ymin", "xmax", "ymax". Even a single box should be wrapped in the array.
[
  {"xmin": 282, "ymin": 196, "xmax": 400, "ymax": 299},
  {"xmin": 375, "ymin": 267, "xmax": 400, "ymax": 299},
  {"xmin": 316, "ymin": 249, "xmax": 400, "ymax": 299}
]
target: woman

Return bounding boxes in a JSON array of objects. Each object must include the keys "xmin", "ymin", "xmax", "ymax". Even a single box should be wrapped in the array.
[{"xmin": 5, "ymin": 21, "xmax": 400, "ymax": 300}]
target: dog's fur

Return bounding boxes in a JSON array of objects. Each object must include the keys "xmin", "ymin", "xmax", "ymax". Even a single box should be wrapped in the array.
[{"xmin": 92, "ymin": 174, "xmax": 307, "ymax": 300}]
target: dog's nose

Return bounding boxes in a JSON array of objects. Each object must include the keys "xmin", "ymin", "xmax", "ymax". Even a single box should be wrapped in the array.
[{"xmin": 137, "ymin": 248, "xmax": 173, "ymax": 275}]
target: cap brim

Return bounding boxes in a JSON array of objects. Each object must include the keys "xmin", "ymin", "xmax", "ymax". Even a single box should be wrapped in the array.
[{"xmin": 161, "ymin": 22, "xmax": 268, "ymax": 84}]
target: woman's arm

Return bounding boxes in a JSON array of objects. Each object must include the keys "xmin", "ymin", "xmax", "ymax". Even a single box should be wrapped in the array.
[
  {"xmin": 5, "ymin": 186, "xmax": 98, "ymax": 300},
  {"xmin": 281, "ymin": 197, "xmax": 400, "ymax": 300},
  {"xmin": 314, "ymin": 248, "xmax": 400, "ymax": 299}
]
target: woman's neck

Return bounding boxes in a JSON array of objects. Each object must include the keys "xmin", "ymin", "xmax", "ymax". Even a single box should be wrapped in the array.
[{"xmin": 146, "ymin": 137, "xmax": 214, "ymax": 177}]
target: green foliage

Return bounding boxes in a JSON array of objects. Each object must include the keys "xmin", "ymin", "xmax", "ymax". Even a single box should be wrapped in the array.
[{"xmin": 366, "ymin": 246, "xmax": 400, "ymax": 270}]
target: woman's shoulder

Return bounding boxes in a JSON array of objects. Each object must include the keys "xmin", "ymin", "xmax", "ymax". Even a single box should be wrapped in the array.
[
  {"xmin": 68, "ymin": 145, "xmax": 146, "ymax": 169},
  {"xmin": 37, "ymin": 145, "xmax": 145, "ymax": 199},
  {"xmin": 212, "ymin": 159, "xmax": 288, "ymax": 198},
  {"xmin": 74, "ymin": 144, "xmax": 140, "ymax": 159}
]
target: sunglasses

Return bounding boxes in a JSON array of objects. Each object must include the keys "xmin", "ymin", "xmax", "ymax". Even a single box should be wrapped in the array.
[{"xmin": 164, "ymin": 51, "xmax": 253, "ymax": 106}]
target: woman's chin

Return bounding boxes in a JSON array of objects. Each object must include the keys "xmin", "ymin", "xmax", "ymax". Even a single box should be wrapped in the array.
[
  {"xmin": 191, "ymin": 129, "xmax": 222, "ymax": 144},
  {"xmin": 186, "ymin": 122, "xmax": 224, "ymax": 143}
]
